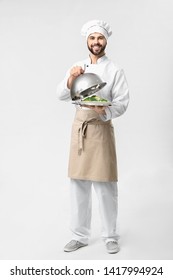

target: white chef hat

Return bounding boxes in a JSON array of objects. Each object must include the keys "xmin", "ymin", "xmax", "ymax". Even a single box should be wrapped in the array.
[{"xmin": 81, "ymin": 19, "xmax": 112, "ymax": 40}]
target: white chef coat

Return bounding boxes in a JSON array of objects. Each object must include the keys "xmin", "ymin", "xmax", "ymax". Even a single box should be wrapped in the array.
[{"xmin": 57, "ymin": 55, "xmax": 129, "ymax": 121}]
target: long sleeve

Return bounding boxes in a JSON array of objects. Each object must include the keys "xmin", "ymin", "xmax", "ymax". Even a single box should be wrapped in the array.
[
  {"xmin": 56, "ymin": 60, "xmax": 86, "ymax": 101},
  {"xmin": 100, "ymin": 69, "xmax": 129, "ymax": 121},
  {"xmin": 56, "ymin": 69, "xmax": 71, "ymax": 101}
]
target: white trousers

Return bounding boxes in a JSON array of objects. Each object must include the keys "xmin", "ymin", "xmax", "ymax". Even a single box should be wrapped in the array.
[{"xmin": 70, "ymin": 179, "xmax": 119, "ymax": 244}]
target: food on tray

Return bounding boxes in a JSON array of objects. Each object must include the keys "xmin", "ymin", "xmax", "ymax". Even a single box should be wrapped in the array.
[{"xmin": 82, "ymin": 95, "xmax": 108, "ymax": 102}]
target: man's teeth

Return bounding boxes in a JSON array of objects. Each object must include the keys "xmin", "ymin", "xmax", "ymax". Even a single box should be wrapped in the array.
[{"xmin": 93, "ymin": 46, "xmax": 100, "ymax": 50}]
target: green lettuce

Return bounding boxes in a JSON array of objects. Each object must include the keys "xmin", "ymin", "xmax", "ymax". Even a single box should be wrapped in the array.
[{"xmin": 83, "ymin": 95, "xmax": 108, "ymax": 102}]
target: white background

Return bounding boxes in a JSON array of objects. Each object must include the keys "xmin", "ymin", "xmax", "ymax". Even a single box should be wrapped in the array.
[{"xmin": 0, "ymin": 0, "xmax": 173, "ymax": 260}]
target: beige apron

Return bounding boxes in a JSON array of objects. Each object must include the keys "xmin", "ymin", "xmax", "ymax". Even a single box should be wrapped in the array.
[{"xmin": 68, "ymin": 109, "xmax": 118, "ymax": 182}]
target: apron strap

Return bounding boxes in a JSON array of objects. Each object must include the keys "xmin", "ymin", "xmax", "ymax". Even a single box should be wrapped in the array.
[{"xmin": 78, "ymin": 119, "xmax": 96, "ymax": 155}]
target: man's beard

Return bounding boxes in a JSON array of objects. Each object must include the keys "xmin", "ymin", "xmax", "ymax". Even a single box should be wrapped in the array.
[{"xmin": 88, "ymin": 43, "xmax": 106, "ymax": 56}]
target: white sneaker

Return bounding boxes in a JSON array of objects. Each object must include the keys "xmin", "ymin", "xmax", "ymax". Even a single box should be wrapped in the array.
[
  {"xmin": 64, "ymin": 240, "xmax": 87, "ymax": 252},
  {"xmin": 106, "ymin": 241, "xmax": 120, "ymax": 254}
]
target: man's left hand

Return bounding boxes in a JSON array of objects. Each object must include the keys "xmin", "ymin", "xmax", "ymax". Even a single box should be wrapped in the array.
[{"xmin": 87, "ymin": 105, "xmax": 106, "ymax": 115}]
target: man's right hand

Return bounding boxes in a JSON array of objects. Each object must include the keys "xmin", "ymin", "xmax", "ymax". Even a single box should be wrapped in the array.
[{"xmin": 67, "ymin": 66, "xmax": 84, "ymax": 89}]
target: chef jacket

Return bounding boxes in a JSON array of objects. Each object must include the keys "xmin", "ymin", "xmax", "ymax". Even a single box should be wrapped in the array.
[{"xmin": 57, "ymin": 55, "xmax": 129, "ymax": 121}]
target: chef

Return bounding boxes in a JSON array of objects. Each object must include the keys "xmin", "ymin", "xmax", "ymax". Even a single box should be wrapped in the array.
[{"xmin": 57, "ymin": 19, "xmax": 129, "ymax": 254}]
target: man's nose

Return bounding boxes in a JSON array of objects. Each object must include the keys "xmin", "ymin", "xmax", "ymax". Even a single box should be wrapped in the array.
[{"xmin": 93, "ymin": 38, "xmax": 99, "ymax": 44}]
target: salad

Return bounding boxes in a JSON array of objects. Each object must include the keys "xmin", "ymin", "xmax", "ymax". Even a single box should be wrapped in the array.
[{"xmin": 82, "ymin": 95, "xmax": 108, "ymax": 102}]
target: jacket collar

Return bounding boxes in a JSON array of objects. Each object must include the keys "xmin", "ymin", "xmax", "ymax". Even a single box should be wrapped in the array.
[{"xmin": 86, "ymin": 55, "xmax": 108, "ymax": 65}]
